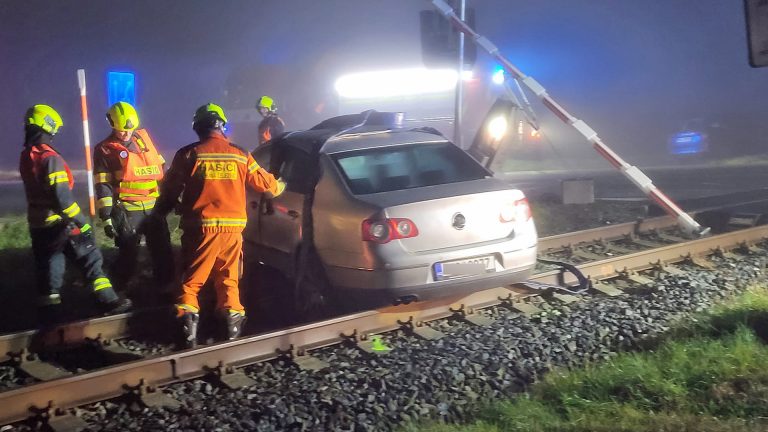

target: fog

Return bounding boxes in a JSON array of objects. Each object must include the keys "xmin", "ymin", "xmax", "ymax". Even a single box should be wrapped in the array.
[{"xmin": 1, "ymin": 0, "xmax": 766, "ymax": 171}]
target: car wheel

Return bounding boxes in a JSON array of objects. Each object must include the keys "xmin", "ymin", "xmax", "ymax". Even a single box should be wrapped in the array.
[{"xmin": 292, "ymin": 247, "xmax": 336, "ymax": 322}]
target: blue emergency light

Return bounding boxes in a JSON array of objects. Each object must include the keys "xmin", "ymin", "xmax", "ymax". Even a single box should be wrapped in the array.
[
  {"xmin": 492, "ymin": 67, "xmax": 505, "ymax": 85},
  {"xmin": 668, "ymin": 131, "xmax": 707, "ymax": 155},
  {"xmin": 107, "ymin": 71, "xmax": 136, "ymax": 107}
]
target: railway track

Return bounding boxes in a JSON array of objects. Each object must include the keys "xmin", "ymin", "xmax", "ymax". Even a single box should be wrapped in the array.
[{"xmin": 2, "ymin": 214, "xmax": 767, "ymax": 428}]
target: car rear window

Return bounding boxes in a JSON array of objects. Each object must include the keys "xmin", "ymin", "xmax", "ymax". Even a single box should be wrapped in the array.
[{"xmin": 332, "ymin": 142, "xmax": 489, "ymax": 194}]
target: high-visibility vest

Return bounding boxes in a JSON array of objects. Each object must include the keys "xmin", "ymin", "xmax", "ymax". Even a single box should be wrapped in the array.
[{"xmin": 105, "ymin": 130, "xmax": 164, "ymax": 203}]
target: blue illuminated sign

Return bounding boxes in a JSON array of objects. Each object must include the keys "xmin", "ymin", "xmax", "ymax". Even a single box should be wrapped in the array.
[
  {"xmin": 668, "ymin": 131, "xmax": 708, "ymax": 155},
  {"xmin": 107, "ymin": 71, "xmax": 136, "ymax": 107}
]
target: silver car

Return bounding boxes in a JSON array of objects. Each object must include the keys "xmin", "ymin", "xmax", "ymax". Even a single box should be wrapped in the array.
[{"xmin": 244, "ymin": 111, "xmax": 537, "ymax": 313}]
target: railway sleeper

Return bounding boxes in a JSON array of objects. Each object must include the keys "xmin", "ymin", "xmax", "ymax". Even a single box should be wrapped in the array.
[
  {"xmin": 736, "ymin": 241, "xmax": 767, "ymax": 255},
  {"xmin": 684, "ymin": 254, "xmax": 716, "ymax": 269},
  {"xmin": 125, "ymin": 379, "xmax": 182, "ymax": 410},
  {"xmin": 277, "ymin": 345, "xmax": 329, "ymax": 371},
  {"xmin": 10, "ymin": 349, "xmax": 71, "ymax": 382},
  {"xmin": 497, "ymin": 293, "xmax": 544, "ymax": 315},
  {"xmin": 30, "ymin": 401, "xmax": 89, "ymax": 432},
  {"xmin": 397, "ymin": 317, "xmax": 445, "ymax": 340},
  {"xmin": 205, "ymin": 361, "xmax": 256, "ymax": 390},
  {"xmin": 649, "ymin": 260, "xmax": 687, "ymax": 276},
  {"xmin": 590, "ymin": 281, "xmax": 624, "ymax": 297},
  {"xmin": 617, "ymin": 269, "xmax": 654, "ymax": 286},
  {"xmin": 342, "ymin": 329, "xmax": 392, "ymax": 355},
  {"xmin": 449, "ymin": 304, "xmax": 495, "ymax": 327}
]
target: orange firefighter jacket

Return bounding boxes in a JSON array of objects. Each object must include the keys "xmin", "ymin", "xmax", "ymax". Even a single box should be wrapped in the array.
[
  {"xmin": 93, "ymin": 129, "xmax": 165, "ymax": 219},
  {"xmin": 155, "ymin": 132, "xmax": 284, "ymax": 233}
]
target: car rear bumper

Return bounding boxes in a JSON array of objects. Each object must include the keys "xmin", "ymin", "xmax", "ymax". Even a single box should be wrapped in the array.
[{"xmin": 328, "ymin": 245, "xmax": 536, "ymax": 308}]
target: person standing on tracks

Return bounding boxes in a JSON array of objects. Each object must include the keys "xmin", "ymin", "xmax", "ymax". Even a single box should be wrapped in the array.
[
  {"xmin": 255, "ymin": 95, "xmax": 285, "ymax": 147},
  {"xmin": 20, "ymin": 104, "xmax": 132, "ymax": 325},
  {"xmin": 93, "ymin": 102, "xmax": 174, "ymax": 292},
  {"xmin": 152, "ymin": 103, "xmax": 285, "ymax": 347}
]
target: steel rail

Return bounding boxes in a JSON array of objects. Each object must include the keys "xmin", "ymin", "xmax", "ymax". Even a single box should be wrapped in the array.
[
  {"xmin": 537, "ymin": 214, "xmax": 678, "ymax": 251},
  {"xmin": 2, "ymin": 225, "xmax": 767, "ymax": 426},
  {"xmin": 0, "ymin": 215, "xmax": 681, "ymax": 363}
]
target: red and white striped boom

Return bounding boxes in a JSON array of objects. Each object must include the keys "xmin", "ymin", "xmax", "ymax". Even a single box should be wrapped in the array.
[{"xmin": 431, "ymin": 0, "xmax": 707, "ymax": 236}]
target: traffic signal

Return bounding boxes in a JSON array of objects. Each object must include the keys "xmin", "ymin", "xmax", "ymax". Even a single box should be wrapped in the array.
[
  {"xmin": 419, "ymin": 7, "xmax": 477, "ymax": 68},
  {"xmin": 744, "ymin": 0, "xmax": 768, "ymax": 67}
]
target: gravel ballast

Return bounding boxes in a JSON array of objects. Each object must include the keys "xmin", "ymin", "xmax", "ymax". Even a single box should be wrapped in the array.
[{"xmin": 17, "ymin": 249, "xmax": 759, "ymax": 432}]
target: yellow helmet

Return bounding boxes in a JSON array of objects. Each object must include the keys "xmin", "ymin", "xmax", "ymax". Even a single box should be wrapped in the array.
[
  {"xmin": 25, "ymin": 104, "xmax": 63, "ymax": 135},
  {"xmin": 193, "ymin": 103, "xmax": 228, "ymax": 126},
  {"xmin": 106, "ymin": 101, "xmax": 140, "ymax": 131},
  {"xmin": 256, "ymin": 96, "xmax": 276, "ymax": 111}
]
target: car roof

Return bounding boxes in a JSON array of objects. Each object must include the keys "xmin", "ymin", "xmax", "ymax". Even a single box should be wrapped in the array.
[
  {"xmin": 323, "ymin": 129, "xmax": 447, "ymax": 154},
  {"xmin": 270, "ymin": 111, "xmax": 448, "ymax": 156}
]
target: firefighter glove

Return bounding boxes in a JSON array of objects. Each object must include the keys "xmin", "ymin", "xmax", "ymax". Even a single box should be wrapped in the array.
[{"xmin": 104, "ymin": 219, "xmax": 116, "ymax": 239}]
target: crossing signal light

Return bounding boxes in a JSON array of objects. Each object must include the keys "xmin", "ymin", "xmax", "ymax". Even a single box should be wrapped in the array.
[{"xmin": 419, "ymin": 8, "xmax": 477, "ymax": 68}]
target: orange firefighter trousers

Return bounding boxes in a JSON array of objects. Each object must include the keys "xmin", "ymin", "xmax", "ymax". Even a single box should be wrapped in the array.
[{"xmin": 178, "ymin": 231, "xmax": 244, "ymax": 313}]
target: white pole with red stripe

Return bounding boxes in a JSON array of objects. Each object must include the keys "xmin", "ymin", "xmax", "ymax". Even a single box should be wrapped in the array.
[
  {"xmin": 431, "ymin": 0, "xmax": 707, "ymax": 236},
  {"xmin": 77, "ymin": 69, "xmax": 96, "ymax": 219}
]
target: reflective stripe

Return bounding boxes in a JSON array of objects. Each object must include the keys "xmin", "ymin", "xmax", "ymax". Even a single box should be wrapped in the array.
[
  {"xmin": 200, "ymin": 218, "xmax": 248, "ymax": 227},
  {"xmin": 118, "ymin": 191, "xmax": 160, "ymax": 199},
  {"xmin": 49, "ymin": 176, "xmax": 69, "ymax": 185},
  {"xmin": 197, "ymin": 153, "xmax": 248, "ymax": 164},
  {"xmin": 177, "ymin": 303, "xmax": 200, "ymax": 313},
  {"xmin": 97, "ymin": 196, "xmax": 113, "ymax": 208},
  {"xmin": 228, "ymin": 309, "xmax": 246, "ymax": 316},
  {"xmin": 248, "ymin": 161, "xmax": 260, "ymax": 173},
  {"xmin": 47, "ymin": 170, "xmax": 67, "ymax": 180},
  {"xmin": 81, "ymin": 224, "xmax": 92, "ymax": 233},
  {"xmin": 94, "ymin": 172, "xmax": 113, "ymax": 183},
  {"xmin": 62, "ymin": 202, "xmax": 81, "ymax": 218},
  {"xmin": 48, "ymin": 171, "xmax": 69, "ymax": 186},
  {"xmin": 92, "ymin": 277, "xmax": 112, "ymax": 291},
  {"xmin": 122, "ymin": 199, "xmax": 156, "ymax": 211},
  {"xmin": 44, "ymin": 214, "xmax": 63, "ymax": 225},
  {"xmin": 119, "ymin": 180, "xmax": 157, "ymax": 190},
  {"xmin": 38, "ymin": 293, "xmax": 62, "ymax": 306}
]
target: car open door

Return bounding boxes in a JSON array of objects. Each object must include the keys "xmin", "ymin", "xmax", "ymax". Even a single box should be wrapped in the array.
[
  {"xmin": 466, "ymin": 98, "xmax": 521, "ymax": 169},
  {"xmin": 257, "ymin": 144, "xmax": 316, "ymax": 271},
  {"xmin": 244, "ymin": 144, "xmax": 272, "ymax": 246}
]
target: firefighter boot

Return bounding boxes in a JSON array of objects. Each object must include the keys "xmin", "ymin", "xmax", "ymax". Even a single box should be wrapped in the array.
[
  {"xmin": 179, "ymin": 312, "xmax": 200, "ymax": 349},
  {"xmin": 225, "ymin": 311, "xmax": 246, "ymax": 341},
  {"xmin": 99, "ymin": 297, "xmax": 133, "ymax": 315}
]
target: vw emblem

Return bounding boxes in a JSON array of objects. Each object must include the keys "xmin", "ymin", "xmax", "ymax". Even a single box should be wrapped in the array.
[{"xmin": 452, "ymin": 213, "xmax": 466, "ymax": 230}]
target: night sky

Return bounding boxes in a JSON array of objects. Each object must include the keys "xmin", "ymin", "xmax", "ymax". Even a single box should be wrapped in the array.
[{"xmin": 1, "ymin": 0, "xmax": 766, "ymax": 170}]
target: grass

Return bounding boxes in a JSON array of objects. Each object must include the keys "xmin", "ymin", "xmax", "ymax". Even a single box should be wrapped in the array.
[
  {"xmin": 0, "ymin": 214, "xmax": 182, "ymax": 249},
  {"xmin": 0, "ymin": 213, "xmax": 182, "ymax": 332},
  {"xmin": 404, "ymin": 287, "xmax": 768, "ymax": 432}
]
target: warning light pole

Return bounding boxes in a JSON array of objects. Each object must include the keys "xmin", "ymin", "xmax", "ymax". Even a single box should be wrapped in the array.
[{"xmin": 77, "ymin": 69, "xmax": 96, "ymax": 219}]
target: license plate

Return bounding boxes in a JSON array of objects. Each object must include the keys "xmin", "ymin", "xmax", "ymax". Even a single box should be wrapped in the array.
[{"xmin": 434, "ymin": 256, "xmax": 495, "ymax": 280}]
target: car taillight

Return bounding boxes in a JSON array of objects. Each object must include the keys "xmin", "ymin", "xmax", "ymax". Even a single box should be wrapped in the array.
[
  {"xmin": 499, "ymin": 198, "xmax": 532, "ymax": 223},
  {"xmin": 362, "ymin": 218, "xmax": 419, "ymax": 243}
]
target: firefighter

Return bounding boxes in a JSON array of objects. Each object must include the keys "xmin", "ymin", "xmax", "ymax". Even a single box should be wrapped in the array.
[
  {"xmin": 153, "ymin": 103, "xmax": 285, "ymax": 347},
  {"xmin": 93, "ymin": 102, "xmax": 174, "ymax": 290},
  {"xmin": 20, "ymin": 104, "xmax": 132, "ymax": 324},
  {"xmin": 255, "ymin": 95, "xmax": 285, "ymax": 147}
]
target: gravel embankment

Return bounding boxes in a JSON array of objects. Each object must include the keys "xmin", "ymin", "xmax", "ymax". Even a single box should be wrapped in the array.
[{"xmin": 33, "ymin": 249, "xmax": 762, "ymax": 432}]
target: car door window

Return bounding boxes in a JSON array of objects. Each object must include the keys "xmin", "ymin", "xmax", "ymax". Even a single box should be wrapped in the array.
[
  {"xmin": 252, "ymin": 144, "xmax": 271, "ymax": 170},
  {"xmin": 275, "ymin": 148, "xmax": 316, "ymax": 194}
]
